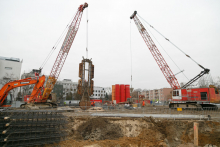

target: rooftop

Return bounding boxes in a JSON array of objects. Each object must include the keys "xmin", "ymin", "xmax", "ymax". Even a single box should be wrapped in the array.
[{"xmin": 0, "ymin": 56, "xmax": 21, "ymax": 62}]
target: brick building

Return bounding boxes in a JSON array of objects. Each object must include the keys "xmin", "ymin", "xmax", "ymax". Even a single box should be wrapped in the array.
[{"xmin": 140, "ymin": 88, "xmax": 172, "ymax": 102}]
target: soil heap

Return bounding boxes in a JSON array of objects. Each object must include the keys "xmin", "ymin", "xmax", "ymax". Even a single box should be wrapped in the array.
[{"xmin": 76, "ymin": 117, "xmax": 123, "ymax": 141}]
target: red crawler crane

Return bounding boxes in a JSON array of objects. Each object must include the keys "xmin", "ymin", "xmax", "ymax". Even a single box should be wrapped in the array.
[
  {"xmin": 27, "ymin": 3, "xmax": 88, "ymax": 107},
  {"xmin": 130, "ymin": 11, "xmax": 180, "ymax": 90},
  {"xmin": 130, "ymin": 11, "xmax": 220, "ymax": 109}
]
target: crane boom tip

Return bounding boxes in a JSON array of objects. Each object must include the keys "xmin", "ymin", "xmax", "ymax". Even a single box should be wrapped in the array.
[
  {"xmin": 83, "ymin": 3, "xmax": 88, "ymax": 8},
  {"xmin": 130, "ymin": 11, "xmax": 137, "ymax": 19}
]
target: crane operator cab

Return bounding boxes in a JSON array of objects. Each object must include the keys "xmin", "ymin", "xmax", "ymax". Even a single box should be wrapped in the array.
[
  {"xmin": 2, "ymin": 93, "xmax": 12, "ymax": 107},
  {"xmin": 172, "ymin": 89, "xmax": 182, "ymax": 100}
]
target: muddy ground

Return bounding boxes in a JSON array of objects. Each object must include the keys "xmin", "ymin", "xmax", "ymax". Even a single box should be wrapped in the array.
[{"xmin": 44, "ymin": 113, "xmax": 220, "ymax": 147}]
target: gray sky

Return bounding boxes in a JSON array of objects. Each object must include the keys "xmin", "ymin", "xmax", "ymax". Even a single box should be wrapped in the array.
[{"xmin": 0, "ymin": 0, "xmax": 220, "ymax": 90}]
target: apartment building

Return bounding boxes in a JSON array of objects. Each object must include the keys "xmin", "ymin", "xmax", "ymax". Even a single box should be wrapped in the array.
[
  {"xmin": 90, "ymin": 86, "xmax": 106, "ymax": 100},
  {"xmin": 141, "ymin": 88, "xmax": 172, "ymax": 102},
  {"xmin": 0, "ymin": 56, "xmax": 22, "ymax": 100},
  {"xmin": 56, "ymin": 79, "xmax": 78, "ymax": 99}
]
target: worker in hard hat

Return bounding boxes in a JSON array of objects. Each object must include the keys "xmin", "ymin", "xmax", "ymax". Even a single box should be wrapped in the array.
[
  {"xmin": 91, "ymin": 101, "xmax": 95, "ymax": 106},
  {"xmin": 142, "ymin": 100, "xmax": 145, "ymax": 107}
]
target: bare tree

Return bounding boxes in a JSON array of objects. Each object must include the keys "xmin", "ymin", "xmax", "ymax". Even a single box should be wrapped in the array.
[
  {"xmin": 108, "ymin": 94, "xmax": 112, "ymax": 101},
  {"xmin": 197, "ymin": 73, "xmax": 214, "ymax": 88},
  {"xmin": 20, "ymin": 72, "xmax": 35, "ymax": 97},
  {"xmin": 131, "ymin": 91, "xmax": 138, "ymax": 98},
  {"xmin": 0, "ymin": 73, "xmax": 18, "ymax": 100},
  {"xmin": 73, "ymin": 92, "xmax": 81, "ymax": 100}
]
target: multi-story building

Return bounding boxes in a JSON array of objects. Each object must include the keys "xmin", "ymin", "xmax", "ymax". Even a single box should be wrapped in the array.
[
  {"xmin": 0, "ymin": 56, "xmax": 23, "ymax": 100},
  {"xmin": 140, "ymin": 88, "xmax": 172, "ymax": 102},
  {"xmin": 56, "ymin": 79, "xmax": 78, "ymax": 100},
  {"xmin": 90, "ymin": 86, "xmax": 107, "ymax": 100},
  {"xmin": 103, "ymin": 87, "xmax": 111, "ymax": 95}
]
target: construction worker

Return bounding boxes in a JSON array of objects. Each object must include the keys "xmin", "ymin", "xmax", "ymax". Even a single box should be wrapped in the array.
[
  {"xmin": 142, "ymin": 100, "xmax": 145, "ymax": 107},
  {"xmin": 91, "ymin": 101, "xmax": 95, "ymax": 106}
]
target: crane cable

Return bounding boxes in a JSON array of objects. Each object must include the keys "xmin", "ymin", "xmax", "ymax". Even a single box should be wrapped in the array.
[
  {"xmin": 39, "ymin": 11, "xmax": 78, "ymax": 70},
  {"xmin": 130, "ymin": 19, "xmax": 133, "ymax": 89},
  {"xmin": 86, "ymin": 7, "xmax": 88, "ymax": 58},
  {"xmin": 141, "ymin": 18, "xmax": 189, "ymax": 81},
  {"xmin": 40, "ymin": 26, "xmax": 68, "ymax": 69},
  {"xmin": 137, "ymin": 14, "xmax": 207, "ymax": 70}
]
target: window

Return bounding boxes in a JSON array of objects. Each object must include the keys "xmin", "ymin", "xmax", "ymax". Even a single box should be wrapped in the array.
[
  {"xmin": 5, "ymin": 67, "xmax": 12, "ymax": 70},
  {"xmin": 201, "ymin": 92, "xmax": 207, "ymax": 100},
  {"xmin": 173, "ymin": 90, "xmax": 179, "ymax": 96}
]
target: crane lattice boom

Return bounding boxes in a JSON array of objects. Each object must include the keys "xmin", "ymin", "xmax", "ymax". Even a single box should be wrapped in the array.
[
  {"xmin": 41, "ymin": 3, "xmax": 88, "ymax": 101},
  {"xmin": 130, "ymin": 11, "xmax": 180, "ymax": 90}
]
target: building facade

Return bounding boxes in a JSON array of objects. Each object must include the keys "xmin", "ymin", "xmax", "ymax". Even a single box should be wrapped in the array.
[
  {"xmin": 141, "ymin": 88, "xmax": 172, "ymax": 102},
  {"xmin": 0, "ymin": 56, "xmax": 23, "ymax": 100},
  {"xmin": 103, "ymin": 87, "xmax": 111, "ymax": 95},
  {"xmin": 56, "ymin": 79, "xmax": 78, "ymax": 100},
  {"xmin": 90, "ymin": 86, "xmax": 107, "ymax": 100}
]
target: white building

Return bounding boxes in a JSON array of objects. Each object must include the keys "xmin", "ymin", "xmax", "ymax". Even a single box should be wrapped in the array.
[
  {"xmin": 103, "ymin": 87, "xmax": 112, "ymax": 95},
  {"xmin": 90, "ymin": 86, "xmax": 107, "ymax": 100},
  {"xmin": 0, "ymin": 56, "xmax": 23, "ymax": 100},
  {"xmin": 56, "ymin": 79, "xmax": 78, "ymax": 99}
]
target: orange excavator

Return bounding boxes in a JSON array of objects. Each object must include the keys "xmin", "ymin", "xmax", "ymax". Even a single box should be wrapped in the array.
[{"xmin": 0, "ymin": 75, "xmax": 45, "ymax": 107}]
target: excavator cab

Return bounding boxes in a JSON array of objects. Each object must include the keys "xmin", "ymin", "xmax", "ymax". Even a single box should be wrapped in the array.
[{"xmin": 2, "ymin": 93, "xmax": 12, "ymax": 107}]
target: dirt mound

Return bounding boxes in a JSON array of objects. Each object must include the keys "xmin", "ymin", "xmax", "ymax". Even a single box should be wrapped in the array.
[
  {"xmin": 76, "ymin": 117, "xmax": 123, "ymax": 141},
  {"xmin": 181, "ymin": 121, "xmax": 220, "ymax": 146},
  {"xmin": 45, "ymin": 116, "xmax": 220, "ymax": 147}
]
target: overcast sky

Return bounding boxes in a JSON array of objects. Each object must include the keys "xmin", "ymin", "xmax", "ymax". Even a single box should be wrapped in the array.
[{"xmin": 0, "ymin": 0, "xmax": 220, "ymax": 90}]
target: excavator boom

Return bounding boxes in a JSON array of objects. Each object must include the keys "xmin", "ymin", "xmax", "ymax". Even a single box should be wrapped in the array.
[{"xmin": 0, "ymin": 75, "xmax": 45, "ymax": 107}]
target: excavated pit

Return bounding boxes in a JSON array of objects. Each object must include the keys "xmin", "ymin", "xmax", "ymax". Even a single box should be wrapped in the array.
[{"xmin": 44, "ymin": 114, "xmax": 220, "ymax": 147}]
